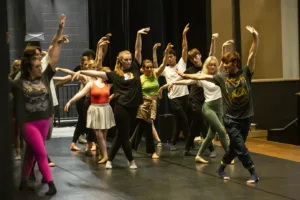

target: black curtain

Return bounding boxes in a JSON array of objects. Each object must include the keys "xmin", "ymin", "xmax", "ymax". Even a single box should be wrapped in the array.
[
  {"xmin": 88, "ymin": 0, "xmax": 212, "ymax": 115},
  {"xmin": 88, "ymin": 0, "xmax": 212, "ymax": 68}
]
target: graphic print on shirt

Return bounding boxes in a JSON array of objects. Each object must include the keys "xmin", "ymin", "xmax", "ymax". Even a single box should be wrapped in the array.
[
  {"xmin": 224, "ymin": 74, "xmax": 249, "ymax": 106},
  {"xmin": 124, "ymin": 72, "xmax": 134, "ymax": 80},
  {"xmin": 23, "ymin": 80, "xmax": 49, "ymax": 113}
]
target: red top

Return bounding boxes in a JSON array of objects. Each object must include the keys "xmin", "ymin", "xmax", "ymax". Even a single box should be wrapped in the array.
[{"xmin": 90, "ymin": 81, "xmax": 110, "ymax": 104}]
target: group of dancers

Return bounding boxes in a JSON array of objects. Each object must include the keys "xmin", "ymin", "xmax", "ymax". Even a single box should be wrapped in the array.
[{"xmin": 9, "ymin": 13, "xmax": 260, "ymax": 196}]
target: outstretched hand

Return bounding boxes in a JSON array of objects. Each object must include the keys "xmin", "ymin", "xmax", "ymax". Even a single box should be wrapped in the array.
[
  {"xmin": 165, "ymin": 43, "xmax": 173, "ymax": 53},
  {"xmin": 64, "ymin": 102, "xmax": 71, "ymax": 112},
  {"xmin": 212, "ymin": 33, "xmax": 219, "ymax": 39},
  {"xmin": 158, "ymin": 88, "xmax": 164, "ymax": 99},
  {"xmin": 59, "ymin": 14, "xmax": 66, "ymax": 28},
  {"xmin": 57, "ymin": 35, "xmax": 69, "ymax": 44},
  {"xmin": 175, "ymin": 68, "xmax": 184, "ymax": 77},
  {"xmin": 222, "ymin": 39, "xmax": 234, "ymax": 47},
  {"xmin": 138, "ymin": 27, "xmax": 150, "ymax": 35},
  {"xmin": 246, "ymin": 26, "xmax": 258, "ymax": 37},
  {"xmin": 153, "ymin": 43, "xmax": 161, "ymax": 50},
  {"xmin": 183, "ymin": 23, "xmax": 190, "ymax": 35},
  {"xmin": 72, "ymin": 71, "xmax": 81, "ymax": 82}
]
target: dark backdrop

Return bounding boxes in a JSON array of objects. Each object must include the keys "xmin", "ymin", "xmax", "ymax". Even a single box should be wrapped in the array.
[{"xmin": 88, "ymin": 0, "xmax": 212, "ymax": 68}]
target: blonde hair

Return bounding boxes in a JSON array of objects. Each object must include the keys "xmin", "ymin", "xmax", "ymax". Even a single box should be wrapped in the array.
[
  {"xmin": 114, "ymin": 50, "xmax": 131, "ymax": 76},
  {"xmin": 11, "ymin": 59, "xmax": 21, "ymax": 72},
  {"xmin": 99, "ymin": 66, "xmax": 111, "ymax": 72},
  {"xmin": 201, "ymin": 56, "xmax": 219, "ymax": 75},
  {"xmin": 87, "ymin": 60, "xmax": 96, "ymax": 69}
]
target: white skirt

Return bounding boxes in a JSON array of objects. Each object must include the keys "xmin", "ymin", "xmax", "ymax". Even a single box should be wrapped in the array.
[{"xmin": 86, "ymin": 103, "xmax": 115, "ymax": 130}]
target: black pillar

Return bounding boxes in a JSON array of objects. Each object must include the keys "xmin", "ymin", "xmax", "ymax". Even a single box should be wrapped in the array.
[
  {"xmin": 0, "ymin": 0, "xmax": 13, "ymax": 199},
  {"xmin": 232, "ymin": 0, "xmax": 242, "ymax": 57}
]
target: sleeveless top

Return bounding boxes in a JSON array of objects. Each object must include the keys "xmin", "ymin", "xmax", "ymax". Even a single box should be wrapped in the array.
[
  {"xmin": 141, "ymin": 74, "xmax": 159, "ymax": 97},
  {"xmin": 90, "ymin": 81, "xmax": 110, "ymax": 104}
]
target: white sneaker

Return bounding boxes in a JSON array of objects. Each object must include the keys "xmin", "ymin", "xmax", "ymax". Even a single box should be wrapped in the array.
[
  {"xmin": 78, "ymin": 135, "xmax": 87, "ymax": 144},
  {"xmin": 129, "ymin": 160, "xmax": 137, "ymax": 170},
  {"xmin": 105, "ymin": 161, "xmax": 112, "ymax": 169}
]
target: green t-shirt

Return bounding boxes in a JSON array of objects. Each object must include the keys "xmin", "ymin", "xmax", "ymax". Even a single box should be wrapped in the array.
[
  {"xmin": 213, "ymin": 65, "xmax": 253, "ymax": 119},
  {"xmin": 141, "ymin": 73, "xmax": 159, "ymax": 97}
]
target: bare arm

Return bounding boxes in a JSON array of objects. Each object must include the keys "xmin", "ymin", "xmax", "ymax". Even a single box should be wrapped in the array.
[
  {"xmin": 176, "ymin": 69, "xmax": 214, "ymax": 81},
  {"xmin": 55, "ymin": 79, "xmax": 71, "ymax": 88},
  {"xmin": 181, "ymin": 24, "xmax": 189, "ymax": 63},
  {"xmin": 74, "ymin": 70, "xmax": 108, "ymax": 81},
  {"xmin": 219, "ymin": 40, "xmax": 235, "ymax": 71},
  {"xmin": 48, "ymin": 14, "xmax": 68, "ymax": 70},
  {"xmin": 152, "ymin": 43, "xmax": 161, "ymax": 69},
  {"xmin": 246, "ymin": 26, "xmax": 259, "ymax": 73},
  {"xmin": 53, "ymin": 75, "xmax": 72, "ymax": 81},
  {"xmin": 95, "ymin": 40, "xmax": 110, "ymax": 69},
  {"xmin": 64, "ymin": 82, "xmax": 92, "ymax": 111},
  {"xmin": 209, "ymin": 33, "xmax": 218, "ymax": 57},
  {"xmin": 173, "ymin": 79, "xmax": 197, "ymax": 85},
  {"xmin": 135, "ymin": 27, "xmax": 150, "ymax": 65},
  {"xmin": 154, "ymin": 43, "xmax": 173, "ymax": 77}
]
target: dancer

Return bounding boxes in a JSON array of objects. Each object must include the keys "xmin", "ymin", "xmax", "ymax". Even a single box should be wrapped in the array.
[
  {"xmin": 65, "ymin": 40, "xmax": 115, "ymax": 164},
  {"xmin": 10, "ymin": 14, "xmax": 68, "ymax": 195},
  {"xmin": 131, "ymin": 43, "xmax": 173, "ymax": 159},
  {"xmin": 170, "ymin": 56, "xmax": 229, "ymax": 163},
  {"xmin": 160, "ymin": 24, "xmax": 192, "ymax": 155},
  {"xmin": 9, "ymin": 60, "xmax": 22, "ymax": 160},
  {"xmin": 73, "ymin": 27, "xmax": 150, "ymax": 169},
  {"xmin": 176, "ymin": 26, "xmax": 259, "ymax": 184},
  {"xmin": 151, "ymin": 43, "xmax": 163, "ymax": 146},
  {"xmin": 56, "ymin": 36, "xmax": 110, "ymax": 151}
]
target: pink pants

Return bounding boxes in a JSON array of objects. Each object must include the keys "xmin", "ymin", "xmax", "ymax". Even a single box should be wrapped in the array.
[{"xmin": 22, "ymin": 118, "xmax": 52, "ymax": 183}]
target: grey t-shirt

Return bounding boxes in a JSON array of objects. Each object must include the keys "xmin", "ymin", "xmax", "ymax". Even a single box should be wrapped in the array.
[{"xmin": 213, "ymin": 65, "xmax": 253, "ymax": 119}]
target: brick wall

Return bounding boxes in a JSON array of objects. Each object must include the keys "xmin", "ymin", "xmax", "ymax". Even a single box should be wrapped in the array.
[{"xmin": 7, "ymin": 0, "xmax": 89, "ymax": 70}]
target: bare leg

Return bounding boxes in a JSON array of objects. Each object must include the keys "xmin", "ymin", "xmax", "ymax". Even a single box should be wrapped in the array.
[
  {"xmin": 95, "ymin": 129, "xmax": 108, "ymax": 164},
  {"xmin": 152, "ymin": 121, "xmax": 161, "ymax": 143}
]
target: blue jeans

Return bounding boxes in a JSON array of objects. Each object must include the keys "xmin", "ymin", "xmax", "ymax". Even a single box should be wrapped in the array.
[{"xmin": 221, "ymin": 116, "xmax": 254, "ymax": 169}]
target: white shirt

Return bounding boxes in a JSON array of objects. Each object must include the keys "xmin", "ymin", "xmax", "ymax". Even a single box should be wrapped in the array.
[
  {"xmin": 197, "ymin": 80, "xmax": 222, "ymax": 102},
  {"xmin": 14, "ymin": 53, "xmax": 58, "ymax": 106},
  {"xmin": 161, "ymin": 58, "xmax": 189, "ymax": 99}
]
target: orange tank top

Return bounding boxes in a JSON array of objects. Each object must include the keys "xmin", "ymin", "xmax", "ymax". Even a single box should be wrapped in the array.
[{"xmin": 90, "ymin": 81, "xmax": 110, "ymax": 104}]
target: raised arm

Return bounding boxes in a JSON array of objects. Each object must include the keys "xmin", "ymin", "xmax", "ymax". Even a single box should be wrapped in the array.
[
  {"xmin": 135, "ymin": 27, "xmax": 150, "ymax": 65},
  {"xmin": 209, "ymin": 33, "xmax": 218, "ymax": 57},
  {"xmin": 64, "ymin": 82, "xmax": 92, "ymax": 112},
  {"xmin": 102, "ymin": 33, "xmax": 111, "ymax": 59},
  {"xmin": 152, "ymin": 43, "xmax": 161, "ymax": 68},
  {"xmin": 154, "ymin": 43, "xmax": 173, "ymax": 77},
  {"xmin": 48, "ymin": 14, "xmax": 69, "ymax": 70},
  {"xmin": 176, "ymin": 68, "xmax": 213, "ymax": 81},
  {"xmin": 95, "ymin": 40, "xmax": 110, "ymax": 69},
  {"xmin": 246, "ymin": 26, "xmax": 259, "ymax": 73},
  {"xmin": 181, "ymin": 23, "xmax": 189, "ymax": 63},
  {"xmin": 219, "ymin": 40, "xmax": 235, "ymax": 72}
]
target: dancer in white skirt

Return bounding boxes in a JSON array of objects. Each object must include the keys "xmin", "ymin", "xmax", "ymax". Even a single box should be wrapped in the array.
[
  {"xmin": 64, "ymin": 40, "xmax": 115, "ymax": 164},
  {"xmin": 64, "ymin": 67, "xmax": 115, "ymax": 164}
]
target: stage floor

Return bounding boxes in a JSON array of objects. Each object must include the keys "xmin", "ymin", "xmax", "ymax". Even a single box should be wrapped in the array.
[{"xmin": 13, "ymin": 135, "xmax": 300, "ymax": 200}]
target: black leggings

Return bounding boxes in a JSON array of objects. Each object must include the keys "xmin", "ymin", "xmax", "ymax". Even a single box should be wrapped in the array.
[
  {"xmin": 169, "ymin": 95, "xmax": 190, "ymax": 146},
  {"xmin": 108, "ymin": 104, "xmax": 138, "ymax": 162},
  {"xmin": 72, "ymin": 97, "xmax": 96, "ymax": 143},
  {"xmin": 72, "ymin": 97, "xmax": 86, "ymax": 143},
  {"xmin": 131, "ymin": 119, "xmax": 155, "ymax": 154}
]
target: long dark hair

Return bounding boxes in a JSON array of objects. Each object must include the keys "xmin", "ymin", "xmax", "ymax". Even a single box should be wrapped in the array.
[{"xmin": 20, "ymin": 46, "xmax": 41, "ymax": 79}]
